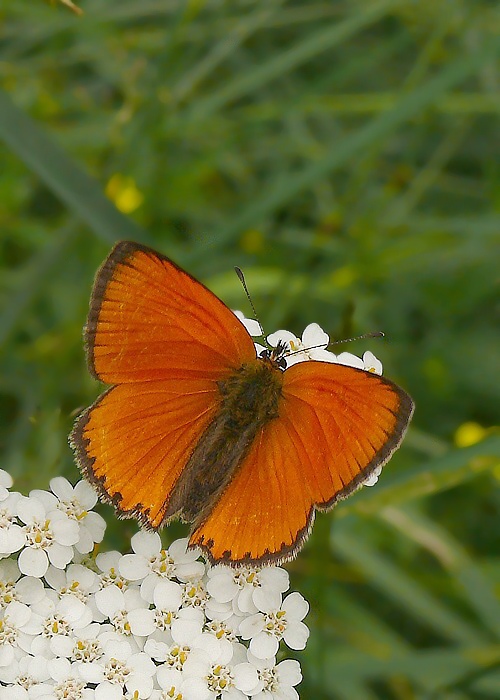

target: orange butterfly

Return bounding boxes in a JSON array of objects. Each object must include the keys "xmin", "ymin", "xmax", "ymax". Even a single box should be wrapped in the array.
[{"xmin": 70, "ymin": 242, "xmax": 414, "ymax": 566}]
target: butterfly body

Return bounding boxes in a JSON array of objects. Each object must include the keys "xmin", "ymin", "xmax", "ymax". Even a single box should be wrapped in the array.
[
  {"xmin": 164, "ymin": 356, "xmax": 283, "ymax": 524},
  {"xmin": 71, "ymin": 241, "xmax": 414, "ymax": 566}
]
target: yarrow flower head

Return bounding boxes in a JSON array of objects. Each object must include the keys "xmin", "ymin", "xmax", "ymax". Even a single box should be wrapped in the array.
[
  {"xmin": 46, "ymin": 477, "xmax": 106, "ymax": 554},
  {"xmin": 16, "ymin": 494, "xmax": 80, "ymax": 577},
  {"xmin": 239, "ymin": 592, "xmax": 310, "ymax": 660},
  {"xmin": 119, "ymin": 532, "xmax": 205, "ymax": 603},
  {"xmin": 206, "ymin": 565, "xmax": 289, "ymax": 616},
  {"xmin": 0, "ymin": 469, "xmax": 310, "ymax": 699}
]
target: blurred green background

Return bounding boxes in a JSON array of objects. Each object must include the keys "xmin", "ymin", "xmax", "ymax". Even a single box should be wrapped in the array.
[{"xmin": 1, "ymin": 0, "xmax": 500, "ymax": 697}]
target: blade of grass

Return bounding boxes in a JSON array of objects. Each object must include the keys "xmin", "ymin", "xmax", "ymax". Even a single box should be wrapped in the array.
[
  {"xmin": 0, "ymin": 89, "xmax": 150, "ymax": 245},
  {"xmin": 332, "ymin": 525, "xmax": 489, "ymax": 645},
  {"xmin": 326, "ymin": 586, "xmax": 412, "ymax": 654},
  {"xmin": 243, "ymin": 92, "xmax": 500, "ymax": 120},
  {"xmin": 2, "ymin": 386, "xmax": 38, "ymax": 480},
  {"xmin": 204, "ymin": 36, "xmax": 500, "ymax": 251},
  {"xmin": 180, "ymin": 0, "xmax": 399, "ymax": 122},
  {"xmin": 381, "ymin": 506, "xmax": 500, "ymax": 639},
  {"xmin": 171, "ymin": 0, "xmax": 286, "ymax": 103},
  {"xmin": 450, "ymin": 662, "xmax": 500, "ymax": 698},
  {"xmin": 0, "ymin": 225, "xmax": 79, "ymax": 347},
  {"xmin": 382, "ymin": 119, "xmax": 471, "ymax": 226},
  {"xmin": 321, "ymin": 644, "xmax": 500, "ymax": 692},
  {"xmin": 407, "ymin": 215, "xmax": 500, "ymax": 235}
]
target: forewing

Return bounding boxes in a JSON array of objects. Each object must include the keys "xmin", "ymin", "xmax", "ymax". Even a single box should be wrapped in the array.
[
  {"xmin": 190, "ymin": 361, "xmax": 413, "ymax": 565},
  {"xmin": 87, "ymin": 241, "xmax": 256, "ymax": 383},
  {"xmin": 70, "ymin": 376, "xmax": 220, "ymax": 528}
]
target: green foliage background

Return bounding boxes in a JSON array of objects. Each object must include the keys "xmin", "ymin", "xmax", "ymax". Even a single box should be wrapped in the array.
[{"xmin": 1, "ymin": 1, "xmax": 500, "ymax": 697}]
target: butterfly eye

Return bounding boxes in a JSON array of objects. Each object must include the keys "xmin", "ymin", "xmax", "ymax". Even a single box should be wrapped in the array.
[
  {"xmin": 259, "ymin": 348, "xmax": 287, "ymax": 371},
  {"xmin": 276, "ymin": 356, "xmax": 287, "ymax": 370}
]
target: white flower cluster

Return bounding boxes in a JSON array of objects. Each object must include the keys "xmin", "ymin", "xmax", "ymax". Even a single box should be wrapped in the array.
[{"xmin": 0, "ymin": 470, "xmax": 307, "ymax": 700}]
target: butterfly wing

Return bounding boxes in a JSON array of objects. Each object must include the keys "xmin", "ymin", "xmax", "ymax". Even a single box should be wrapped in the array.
[
  {"xmin": 72, "ymin": 380, "xmax": 221, "ymax": 527},
  {"xmin": 86, "ymin": 240, "xmax": 255, "ymax": 383},
  {"xmin": 190, "ymin": 361, "xmax": 413, "ymax": 565},
  {"xmin": 71, "ymin": 241, "xmax": 256, "ymax": 526}
]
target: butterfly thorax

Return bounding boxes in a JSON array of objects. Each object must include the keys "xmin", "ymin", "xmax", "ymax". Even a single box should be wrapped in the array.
[
  {"xmin": 217, "ymin": 357, "xmax": 283, "ymax": 430},
  {"xmin": 162, "ymin": 357, "xmax": 284, "ymax": 527}
]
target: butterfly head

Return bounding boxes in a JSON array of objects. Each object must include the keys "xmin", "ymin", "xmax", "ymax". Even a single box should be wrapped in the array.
[{"xmin": 259, "ymin": 340, "xmax": 288, "ymax": 370}]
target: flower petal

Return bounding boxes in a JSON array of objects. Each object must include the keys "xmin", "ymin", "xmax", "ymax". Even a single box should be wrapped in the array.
[
  {"xmin": 128, "ymin": 608, "xmax": 156, "ymax": 636},
  {"xmin": 74, "ymin": 479, "xmax": 99, "ymax": 508},
  {"xmin": 283, "ymin": 621, "xmax": 309, "ymax": 650},
  {"xmin": 49, "ymin": 477, "xmax": 74, "ymax": 501},
  {"xmin": 47, "ymin": 542, "xmax": 74, "ymax": 569},
  {"xmin": 282, "ymin": 592, "xmax": 309, "ymax": 621},
  {"xmin": 51, "ymin": 518, "xmax": 80, "ymax": 546},
  {"xmin": 250, "ymin": 631, "xmax": 279, "ymax": 659},
  {"xmin": 335, "ymin": 352, "xmax": 364, "ymax": 369},
  {"xmin": 233, "ymin": 662, "xmax": 260, "ymax": 693},
  {"xmin": 131, "ymin": 530, "xmax": 161, "ymax": 557},
  {"xmin": 18, "ymin": 547, "xmax": 48, "ymax": 577},
  {"xmin": 119, "ymin": 554, "xmax": 150, "ymax": 581},
  {"xmin": 16, "ymin": 495, "xmax": 45, "ymax": 524},
  {"xmin": 302, "ymin": 323, "xmax": 329, "ymax": 348}
]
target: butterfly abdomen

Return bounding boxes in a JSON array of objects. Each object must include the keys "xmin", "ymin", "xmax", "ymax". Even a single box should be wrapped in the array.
[{"xmin": 162, "ymin": 358, "xmax": 283, "ymax": 526}]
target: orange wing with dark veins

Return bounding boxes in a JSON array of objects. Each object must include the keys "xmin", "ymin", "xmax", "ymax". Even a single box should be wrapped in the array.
[
  {"xmin": 86, "ymin": 241, "xmax": 256, "ymax": 384},
  {"xmin": 190, "ymin": 361, "xmax": 414, "ymax": 565},
  {"xmin": 70, "ymin": 242, "xmax": 256, "ymax": 527}
]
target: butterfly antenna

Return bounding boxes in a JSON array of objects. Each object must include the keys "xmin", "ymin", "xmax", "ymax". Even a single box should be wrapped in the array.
[
  {"xmin": 234, "ymin": 267, "xmax": 265, "ymax": 337},
  {"xmin": 287, "ymin": 331, "xmax": 384, "ymax": 357},
  {"xmin": 329, "ymin": 330, "xmax": 384, "ymax": 346}
]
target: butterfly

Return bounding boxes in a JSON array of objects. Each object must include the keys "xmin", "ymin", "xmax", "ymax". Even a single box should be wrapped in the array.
[{"xmin": 70, "ymin": 241, "xmax": 414, "ymax": 566}]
